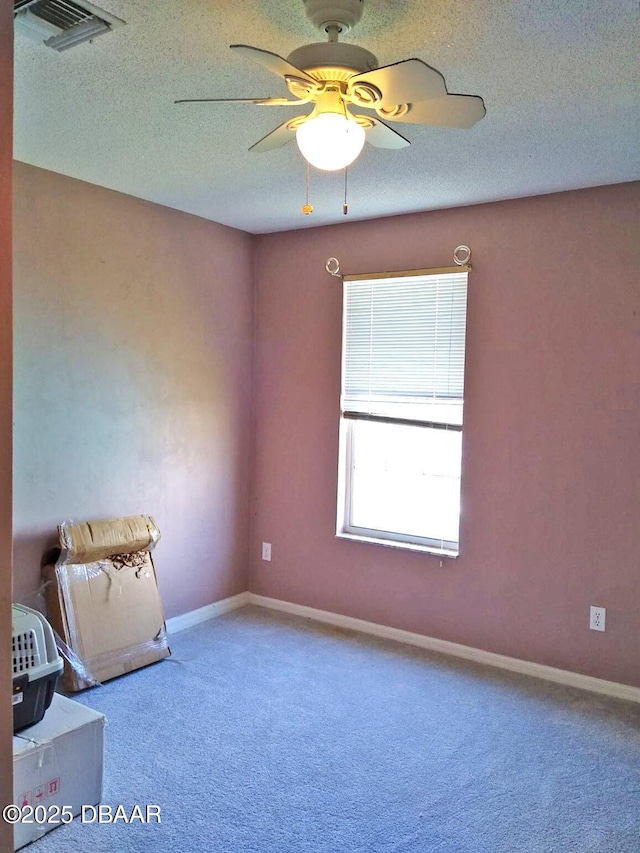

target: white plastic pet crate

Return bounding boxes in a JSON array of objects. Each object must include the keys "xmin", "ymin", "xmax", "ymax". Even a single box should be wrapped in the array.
[{"xmin": 12, "ymin": 603, "xmax": 63, "ymax": 732}]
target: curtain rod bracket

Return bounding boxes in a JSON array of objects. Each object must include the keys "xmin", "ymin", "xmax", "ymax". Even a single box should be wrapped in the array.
[
  {"xmin": 325, "ymin": 257, "xmax": 342, "ymax": 278},
  {"xmin": 453, "ymin": 245, "xmax": 471, "ymax": 267}
]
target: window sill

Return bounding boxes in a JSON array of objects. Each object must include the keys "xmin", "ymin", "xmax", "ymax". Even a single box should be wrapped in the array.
[{"xmin": 335, "ymin": 531, "xmax": 458, "ymax": 559}]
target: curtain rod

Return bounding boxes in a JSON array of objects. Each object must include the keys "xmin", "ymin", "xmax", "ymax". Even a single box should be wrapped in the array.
[{"xmin": 325, "ymin": 246, "xmax": 472, "ymax": 280}]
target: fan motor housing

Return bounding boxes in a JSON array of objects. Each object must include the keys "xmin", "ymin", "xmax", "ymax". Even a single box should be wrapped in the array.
[
  {"xmin": 287, "ymin": 41, "xmax": 378, "ymax": 77},
  {"xmin": 303, "ymin": 0, "xmax": 364, "ymax": 34}
]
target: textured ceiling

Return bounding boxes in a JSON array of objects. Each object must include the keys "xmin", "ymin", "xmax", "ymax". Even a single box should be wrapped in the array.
[{"xmin": 13, "ymin": 0, "xmax": 640, "ymax": 234}]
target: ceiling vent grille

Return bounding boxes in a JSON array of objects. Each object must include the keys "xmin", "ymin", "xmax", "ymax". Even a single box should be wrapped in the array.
[{"xmin": 14, "ymin": 0, "xmax": 125, "ymax": 51}]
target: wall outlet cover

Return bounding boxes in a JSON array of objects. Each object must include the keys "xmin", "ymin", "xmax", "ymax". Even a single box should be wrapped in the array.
[{"xmin": 589, "ymin": 605, "xmax": 606, "ymax": 632}]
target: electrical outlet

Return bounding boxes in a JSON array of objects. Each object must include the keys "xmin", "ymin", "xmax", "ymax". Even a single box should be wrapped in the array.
[
  {"xmin": 589, "ymin": 605, "xmax": 606, "ymax": 632},
  {"xmin": 261, "ymin": 542, "xmax": 271, "ymax": 562}
]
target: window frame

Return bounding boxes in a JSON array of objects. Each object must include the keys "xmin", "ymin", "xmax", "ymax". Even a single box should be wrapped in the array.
[{"xmin": 335, "ymin": 265, "xmax": 470, "ymax": 558}]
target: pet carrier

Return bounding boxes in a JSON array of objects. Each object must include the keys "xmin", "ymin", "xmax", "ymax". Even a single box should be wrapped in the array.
[{"xmin": 12, "ymin": 604, "xmax": 63, "ymax": 732}]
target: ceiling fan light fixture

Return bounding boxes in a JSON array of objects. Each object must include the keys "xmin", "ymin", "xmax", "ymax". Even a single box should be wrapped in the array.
[{"xmin": 296, "ymin": 113, "xmax": 365, "ymax": 171}]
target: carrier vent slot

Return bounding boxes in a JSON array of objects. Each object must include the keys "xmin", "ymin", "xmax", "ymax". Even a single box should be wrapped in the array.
[{"xmin": 12, "ymin": 630, "xmax": 41, "ymax": 674}]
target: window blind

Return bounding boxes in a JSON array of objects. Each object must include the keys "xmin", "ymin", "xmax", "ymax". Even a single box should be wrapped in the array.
[{"xmin": 341, "ymin": 269, "xmax": 468, "ymax": 425}]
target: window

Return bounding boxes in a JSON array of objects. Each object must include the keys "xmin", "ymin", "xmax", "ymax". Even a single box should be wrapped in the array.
[{"xmin": 336, "ymin": 266, "xmax": 469, "ymax": 556}]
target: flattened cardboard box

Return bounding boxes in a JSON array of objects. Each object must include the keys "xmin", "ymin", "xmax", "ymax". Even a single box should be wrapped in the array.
[
  {"xmin": 43, "ymin": 515, "xmax": 170, "ymax": 692},
  {"xmin": 13, "ymin": 693, "xmax": 105, "ymax": 850}
]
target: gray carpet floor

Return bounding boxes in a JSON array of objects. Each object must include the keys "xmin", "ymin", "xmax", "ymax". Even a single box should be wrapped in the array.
[{"xmin": 28, "ymin": 605, "xmax": 640, "ymax": 852}]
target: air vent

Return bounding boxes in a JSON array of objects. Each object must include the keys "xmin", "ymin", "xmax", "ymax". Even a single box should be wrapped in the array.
[{"xmin": 14, "ymin": 0, "xmax": 125, "ymax": 51}]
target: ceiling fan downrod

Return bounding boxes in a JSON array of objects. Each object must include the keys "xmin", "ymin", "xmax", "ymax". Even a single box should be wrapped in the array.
[{"xmin": 302, "ymin": 0, "xmax": 365, "ymax": 38}]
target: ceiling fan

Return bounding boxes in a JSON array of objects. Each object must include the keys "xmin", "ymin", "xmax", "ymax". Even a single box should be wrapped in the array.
[{"xmin": 176, "ymin": 0, "xmax": 486, "ymax": 172}]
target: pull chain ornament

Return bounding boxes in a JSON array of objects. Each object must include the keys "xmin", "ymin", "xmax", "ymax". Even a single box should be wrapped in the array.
[{"xmin": 302, "ymin": 160, "xmax": 314, "ymax": 215}]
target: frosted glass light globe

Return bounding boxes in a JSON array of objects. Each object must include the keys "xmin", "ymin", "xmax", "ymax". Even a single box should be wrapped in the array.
[{"xmin": 296, "ymin": 113, "xmax": 366, "ymax": 171}]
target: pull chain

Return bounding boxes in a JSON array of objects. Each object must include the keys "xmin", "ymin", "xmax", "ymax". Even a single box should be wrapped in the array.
[
  {"xmin": 301, "ymin": 160, "xmax": 313, "ymax": 215},
  {"xmin": 343, "ymin": 167, "xmax": 349, "ymax": 216}
]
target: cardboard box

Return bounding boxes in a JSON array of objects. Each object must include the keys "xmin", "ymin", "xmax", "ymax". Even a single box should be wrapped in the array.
[
  {"xmin": 43, "ymin": 515, "xmax": 170, "ymax": 691},
  {"xmin": 12, "ymin": 693, "xmax": 105, "ymax": 850}
]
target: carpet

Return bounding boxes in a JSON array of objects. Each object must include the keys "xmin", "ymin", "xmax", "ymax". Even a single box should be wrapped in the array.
[{"xmin": 28, "ymin": 605, "xmax": 640, "ymax": 852}]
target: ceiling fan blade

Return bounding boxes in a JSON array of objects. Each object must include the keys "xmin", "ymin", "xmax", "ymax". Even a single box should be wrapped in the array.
[
  {"xmin": 174, "ymin": 97, "xmax": 297, "ymax": 106},
  {"xmin": 357, "ymin": 117, "xmax": 411, "ymax": 149},
  {"xmin": 249, "ymin": 119, "xmax": 299, "ymax": 153},
  {"xmin": 231, "ymin": 44, "xmax": 315, "ymax": 85},
  {"xmin": 349, "ymin": 59, "xmax": 447, "ymax": 109},
  {"xmin": 384, "ymin": 94, "xmax": 486, "ymax": 128}
]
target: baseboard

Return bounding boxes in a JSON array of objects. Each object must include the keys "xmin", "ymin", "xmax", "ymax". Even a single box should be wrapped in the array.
[
  {"xmin": 248, "ymin": 593, "xmax": 640, "ymax": 704},
  {"xmin": 165, "ymin": 591, "xmax": 251, "ymax": 634},
  {"xmin": 167, "ymin": 590, "xmax": 640, "ymax": 703}
]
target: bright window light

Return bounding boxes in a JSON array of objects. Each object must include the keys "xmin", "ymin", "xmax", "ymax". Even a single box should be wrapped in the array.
[{"xmin": 349, "ymin": 420, "xmax": 462, "ymax": 545}]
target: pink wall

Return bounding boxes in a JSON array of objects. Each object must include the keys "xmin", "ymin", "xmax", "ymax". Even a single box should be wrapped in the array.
[
  {"xmin": 0, "ymin": 1, "xmax": 13, "ymax": 848},
  {"xmin": 251, "ymin": 182, "xmax": 640, "ymax": 688},
  {"xmin": 12, "ymin": 156, "xmax": 640, "ymax": 693},
  {"xmin": 13, "ymin": 164, "xmax": 254, "ymax": 618}
]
